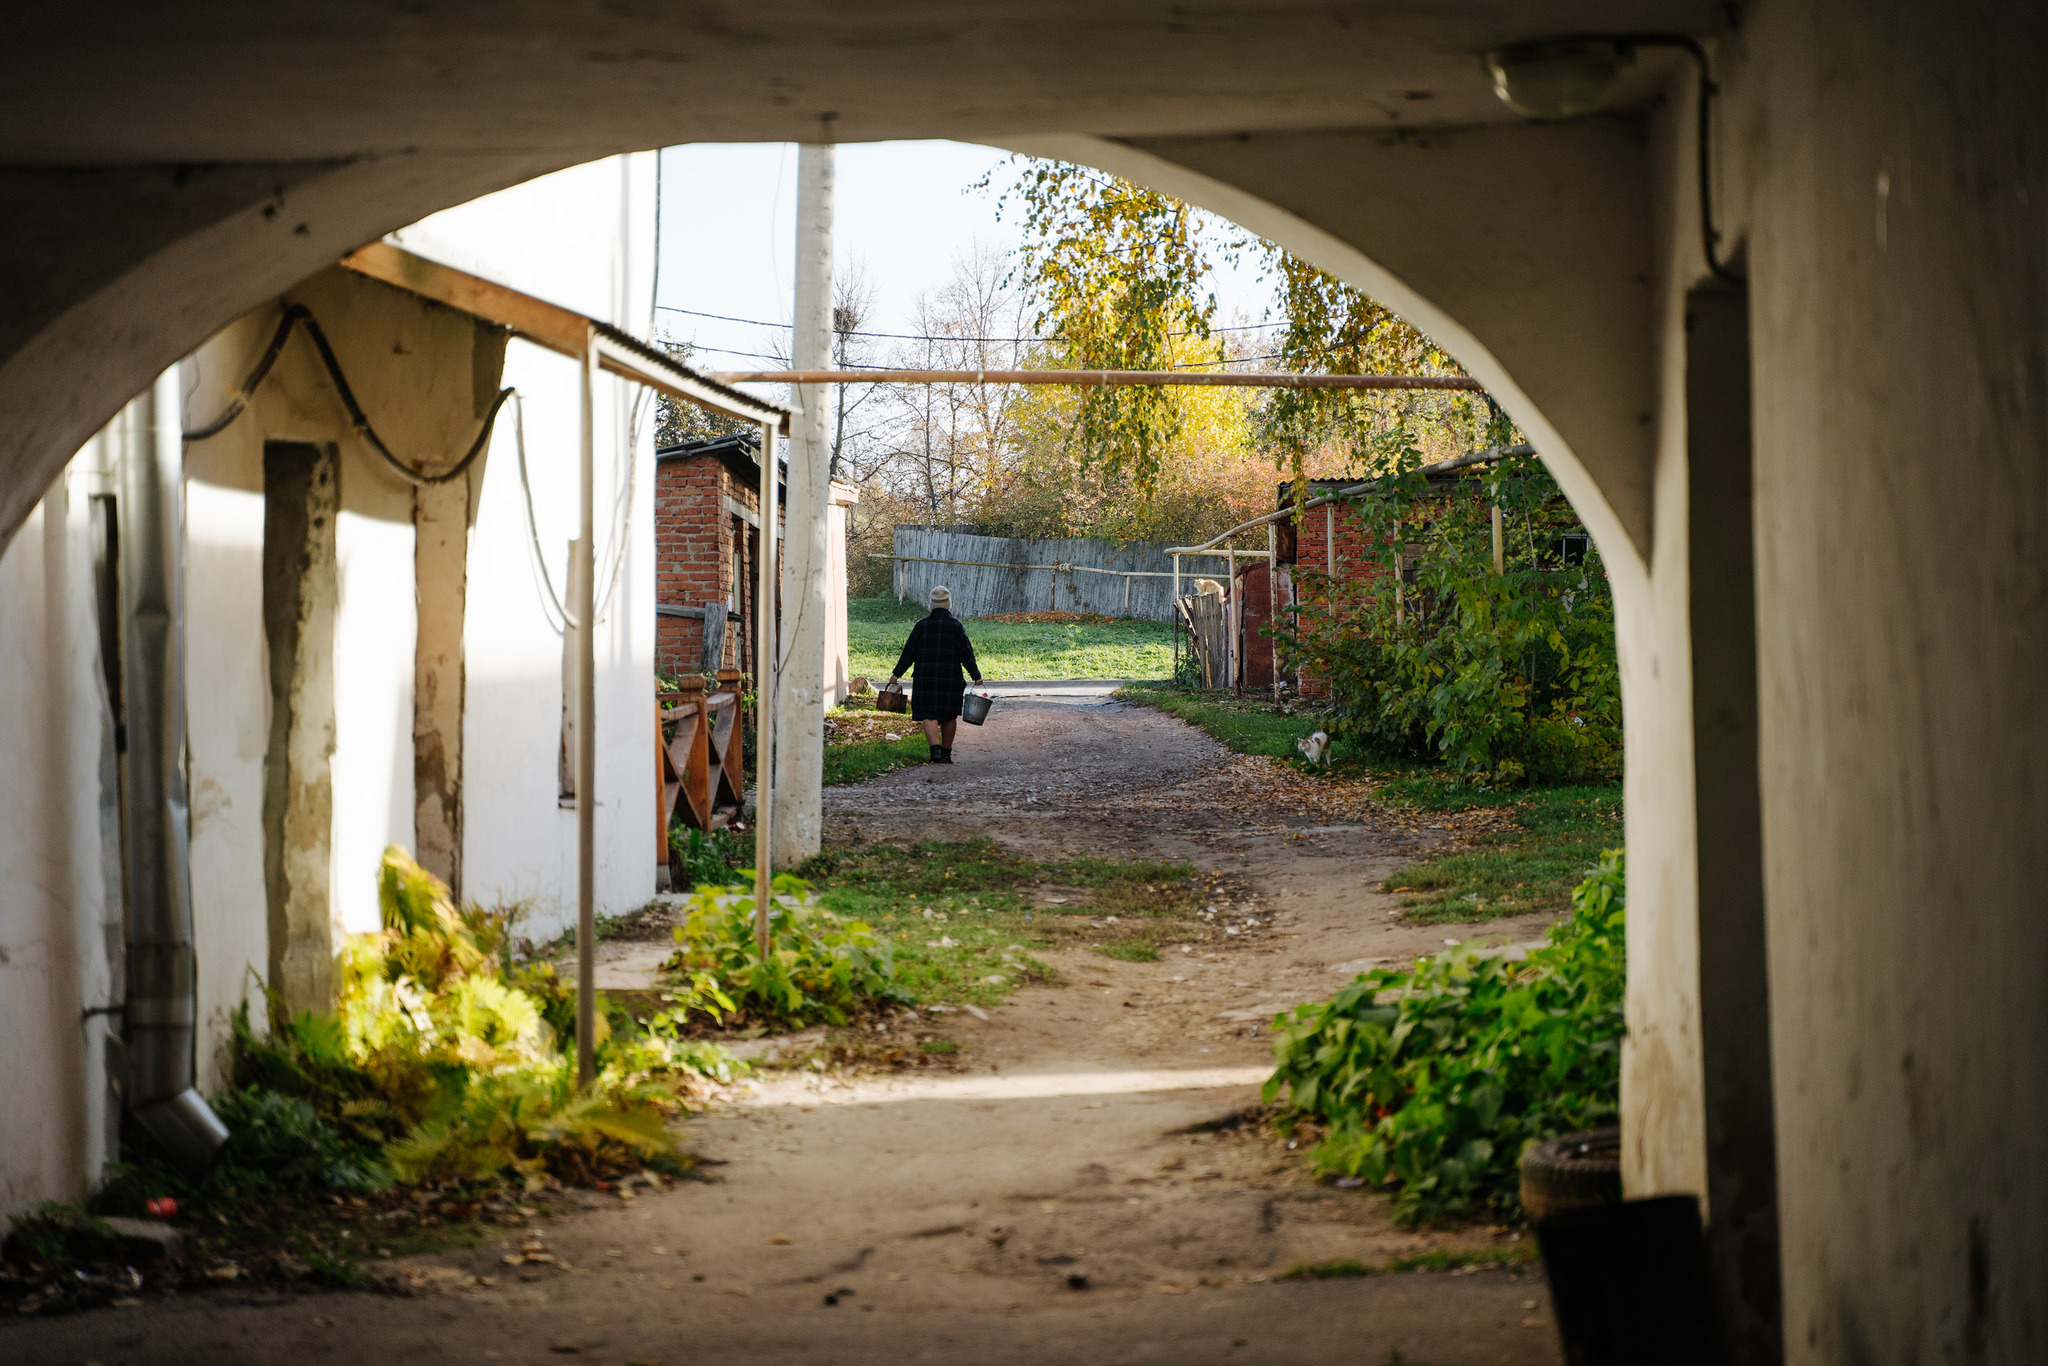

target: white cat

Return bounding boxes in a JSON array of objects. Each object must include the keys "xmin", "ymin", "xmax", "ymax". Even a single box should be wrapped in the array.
[{"xmin": 1297, "ymin": 729, "xmax": 1332, "ymax": 766}]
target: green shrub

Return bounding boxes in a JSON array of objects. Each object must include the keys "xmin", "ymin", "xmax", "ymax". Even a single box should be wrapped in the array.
[
  {"xmin": 211, "ymin": 1086, "xmax": 389, "ymax": 1192},
  {"xmin": 1278, "ymin": 450, "xmax": 1620, "ymax": 787},
  {"xmin": 668, "ymin": 826, "xmax": 745, "ymax": 889},
  {"xmin": 663, "ymin": 872, "xmax": 908, "ymax": 1027},
  {"xmin": 226, "ymin": 847, "xmax": 739, "ymax": 1191},
  {"xmin": 1264, "ymin": 849, "xmax": 1625, "ymax": 1224}
]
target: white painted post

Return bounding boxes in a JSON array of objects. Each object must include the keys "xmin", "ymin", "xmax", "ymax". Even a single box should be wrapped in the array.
[
  {"xmin": 575, "ymin": 330, "xmax": 598, "ymax": 1090},
  {"xmin": 772, "ymin": 141, "xmax": 834, "ymax": 869}
]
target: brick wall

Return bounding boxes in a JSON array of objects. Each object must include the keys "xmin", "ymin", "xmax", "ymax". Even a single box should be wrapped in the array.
[
  {"xmin": 1285, "ymin": 499, "xmax": 1396, "ymax": 699},
  {"xmin": 654, "ymin": 452, "xmax": 784, "ymax": 680}
]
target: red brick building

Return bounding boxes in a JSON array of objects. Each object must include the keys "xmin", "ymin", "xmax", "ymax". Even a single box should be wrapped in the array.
[{"xmin": 654, "ymin": 432, "xmax": 784, "ymax": 680}]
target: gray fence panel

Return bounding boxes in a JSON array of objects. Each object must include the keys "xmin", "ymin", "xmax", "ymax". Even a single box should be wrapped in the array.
[{"xmin": 887, "ymin": 527, "xmax": 1242, "ymax": 622}]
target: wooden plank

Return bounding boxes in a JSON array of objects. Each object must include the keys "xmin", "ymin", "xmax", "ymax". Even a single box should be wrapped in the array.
[{"xmin": 340, "ymin": 241, "xmax": 588, "ymax": 356}]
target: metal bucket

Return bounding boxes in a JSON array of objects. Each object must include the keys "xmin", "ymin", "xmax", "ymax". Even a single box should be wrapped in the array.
[
  {"xmin": 875, "ymin": 682, "xmax": 908, "ymax": 714},
  {"xmin": 960, "ymin": 689, "xmax": 994, "ymax": 726}
]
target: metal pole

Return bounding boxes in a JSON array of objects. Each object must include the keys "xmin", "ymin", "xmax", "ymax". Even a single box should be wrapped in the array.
[
  {"xmin": 575, "ymin": 330, "xmax": 598, "ymax": 1091},
  {"xmin": 1171, "ymin": 552, "xmax": 1181, "ymax": 681},
  {"xmin": 1267, "ymin": 521, "xmax": 1279, "ymax": 701},
  {"xmin": 753, "ymin": 418, "xmax": 778, "ymax": 962},
  {"xmin": 1325, "ymin": 502, "xmax": 1336, "ymax": 588},
  {"xmin": 1226, "ymin": 545, "xmax": 1237, "ymax": 693}
]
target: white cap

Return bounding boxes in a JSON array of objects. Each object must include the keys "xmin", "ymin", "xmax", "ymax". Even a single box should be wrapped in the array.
[{"xmin": 930, "ymin": 585, "xmax": 951, "ymax": 608}]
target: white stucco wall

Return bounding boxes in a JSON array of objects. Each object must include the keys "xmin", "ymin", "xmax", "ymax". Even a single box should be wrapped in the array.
[
  {"xmin": 397, "ymin": 154, "xmax": 660, "ymax": 944},
  {"xmin": 0, "ymin": 448, "xmax": 123, "ymax": 1213}
]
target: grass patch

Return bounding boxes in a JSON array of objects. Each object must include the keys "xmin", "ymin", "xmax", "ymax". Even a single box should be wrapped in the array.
[
  {"xmin": 1114, "ymin": 682, "xmax": 1621, "ymax": 926},
  {"xmin": 1277, "ymin": 1246, "xmax": 1538, "ymax": 1281},
  {"xmin": 849, "ymin": 595, "xmax": 1172, "ymax": 681},
  {"xmin": 798, "ymin": 838, "xmax": 1210, "ymax": 1007},
  {"xmin": 822, "ymin": 731, "xmax": 932, "ymax": 787},
  {"xmin": 1112, "ymin": 683, "xmax": 1338, "ymax": 761},
  {"xmin": 1383, "ymin": 785, "xmax": 1620, "ymax": 924},
  {"xmin": 918, "ymin": 1038, "xmax": 963, "ymax": 1056},
  {"xmin": 1100, "ymin": 941, "xmax": 1159, "ymax": 962}
]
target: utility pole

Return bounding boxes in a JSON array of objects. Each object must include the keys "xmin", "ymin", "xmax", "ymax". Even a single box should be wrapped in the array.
[{"xmin": 772, "ymin": 141, "xmax": 834, "ymax": 868}]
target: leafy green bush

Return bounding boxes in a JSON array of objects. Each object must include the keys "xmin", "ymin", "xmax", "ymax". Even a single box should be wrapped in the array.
[
  {"xmin": 1264, "ymin": 849, "xmax": 1625, "ymax": 1224},
  {"xmin": 663, "ymin": 872, "xmax": 908, "ymax": 1027},
  {"xmin": 211, "ymin": 1086, "xmax": 388, "ymax": 1191},
  {"xmin": 1278, "ymin": 450, "xmax": 1620, "ymax": 787},
  {"xmin": 226, "ymin": 847, "xmax": 738, "ymax": 1190},
  {"xmin": 668, "ymin": 826, "xmax": 746, "ymax": 889}
]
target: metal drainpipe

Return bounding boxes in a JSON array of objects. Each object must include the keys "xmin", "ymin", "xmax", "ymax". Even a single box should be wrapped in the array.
[{"xmin": 120, "ymin": 371, "xmax": 229, "ymax": 1175}]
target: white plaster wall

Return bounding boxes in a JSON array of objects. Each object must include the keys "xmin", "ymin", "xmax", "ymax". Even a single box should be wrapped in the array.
[
  {"xmin": 401, "ymin": 154, "xmax": 661, "ymax": 941},
  {"xmin": 0, "ymin": 438, "xmax": 124, "ymax": 1214},
  {"xmin": 329, "ymin": 504, "xmax": 417, "ymax": 934},
  {"xmin": 181, "ymin": 473, "xmax": 271, "ymax": 1089}
]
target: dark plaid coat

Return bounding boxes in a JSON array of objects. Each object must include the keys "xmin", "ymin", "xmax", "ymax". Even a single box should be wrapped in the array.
[{"xmin": 893, "ymin": 609, "xmax": 982, "ymax": 720}]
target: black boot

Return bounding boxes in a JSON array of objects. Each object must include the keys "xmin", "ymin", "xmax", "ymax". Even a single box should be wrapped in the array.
[
  {"xmin": 939, "ymin": 746, "xmax": 954, "ymax": 764},
  {"xmin": 929, "ymin": 744, "xmax": 943, "ymax": 763}
]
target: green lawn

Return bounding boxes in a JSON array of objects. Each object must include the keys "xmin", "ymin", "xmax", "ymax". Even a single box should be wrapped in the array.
[
  {"xmin": 1114, "ymin": 683, "xmax": 1621, "ymax": 925},
  {"xmin": 847, "ymin": 595, "xmax": 1173, "ymax": 681}
]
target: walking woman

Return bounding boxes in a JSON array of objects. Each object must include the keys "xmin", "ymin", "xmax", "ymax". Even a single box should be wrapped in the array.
[{"xmin": 888, "ymin": 586, "xmax": 984, "ymax": 764}]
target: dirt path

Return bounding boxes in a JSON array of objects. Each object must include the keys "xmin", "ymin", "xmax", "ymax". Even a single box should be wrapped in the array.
[{"xmin": 6, "ymin": 690, "xmax": 1564, "ymax": 1366}]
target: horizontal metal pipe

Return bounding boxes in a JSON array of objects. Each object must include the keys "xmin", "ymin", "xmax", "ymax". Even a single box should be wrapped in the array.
[
  {"xmin": 712, "ymin": 368, "xmax": 1483, "ymax": 391},
  {"xmin": 867, "ymin": 553, "xmax": 1264, "ymax": 575},
  {"xmin": 1166, "ymin": 441, "xmax": 1537, "ymax": 557}
]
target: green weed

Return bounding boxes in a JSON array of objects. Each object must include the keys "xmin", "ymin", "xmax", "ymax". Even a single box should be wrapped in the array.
[
  {"xmin": 1100, "ymin": 941, "xmax": 1159, "ymax": 962},
  {"xmin": 1264, "ymin": 851, "xmax": 1625, "ymax": 1225},
  {"xmin": 661, "ymin": 872, "xmax": 908, "ymax": 1028}
]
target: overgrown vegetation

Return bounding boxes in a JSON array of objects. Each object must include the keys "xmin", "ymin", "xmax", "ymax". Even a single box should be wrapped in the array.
[
  {"xmin": 661, "ymin": 873, "xmax": 908, "ymax": 1028},
  {"xmin": 4, "ymin": 849, "xmax": 743, "ymax": 1315},
  {"xmin": 668, "ymin": 825, "xmax": 749, "ymax": 888},
  {"xmin": 231, "ymin": 849, "xmax": 735, "ymax": 1189},
  {"xmin": 846, "ymin": 595, "xmax": 1172, "ymax": 681},
  {"xmin": 1279, "ymin": 450, "xmax": 1620, "ymax": 788},
  {"xmin": 1264, "ymin": 851, "xmax": 1626, "ymax": 1225}
]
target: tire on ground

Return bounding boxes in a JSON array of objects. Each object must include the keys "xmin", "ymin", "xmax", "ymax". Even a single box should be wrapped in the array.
[{"xmin": 1519, "ymin": 1126, "xmax": 1622, "ymax": 1223}]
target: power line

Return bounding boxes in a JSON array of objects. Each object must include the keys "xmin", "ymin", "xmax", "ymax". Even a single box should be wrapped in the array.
[
  {"xmin": 682, "ymin": 339, "xmax": 1288, "ymax": 373},
  {"xmin": 653, "ymin": 302, "xmax": 1284, "ymax": 345}
]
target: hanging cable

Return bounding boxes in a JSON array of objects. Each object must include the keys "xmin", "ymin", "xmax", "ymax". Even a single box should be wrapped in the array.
[
  {"xmin": 183, "ymin": 303, "xmax": 515, "ymax": 484},
  {"xmin": 511, "ymin": 391, "xmax": 571, "ymax": 634},
  {"xmin": 591, "ymin": 385, "xmax": 648, "ymax": 626}
]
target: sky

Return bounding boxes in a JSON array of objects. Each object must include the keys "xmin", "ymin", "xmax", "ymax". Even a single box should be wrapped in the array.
[{"xmin": 652, "ymin": 140, "xmax": 1277, "ymax": 375}]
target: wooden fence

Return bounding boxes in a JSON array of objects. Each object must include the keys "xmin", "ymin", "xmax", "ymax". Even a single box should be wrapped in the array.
[{"xmin": 885, "ymin": 526, "xmax": 1239, "ymax": 621}]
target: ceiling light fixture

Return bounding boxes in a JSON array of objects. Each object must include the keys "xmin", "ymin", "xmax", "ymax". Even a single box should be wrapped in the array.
[
  {"xmin": 1485, "ymin": 33, "xmax": 1744, "ymax": 284},
  {"xmin": 1485, "ymin": 39, "xmax": 1634, "ymax": 120}
]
